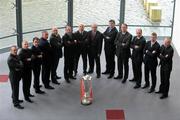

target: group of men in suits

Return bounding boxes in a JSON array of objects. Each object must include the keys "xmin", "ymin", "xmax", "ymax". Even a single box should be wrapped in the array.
[{"xmin": 7, "ymin": 20, "xmax": 174, "ymax": 109}]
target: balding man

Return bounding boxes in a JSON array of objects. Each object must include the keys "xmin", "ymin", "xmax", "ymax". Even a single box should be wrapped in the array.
[
  {"xmin": 50, "ymin": 27, "xmax": 63, "ymax": 85},
  {"xmin": 39, "ymin": 31, "xmax": 54, "ymax": 89},
  {"xmin": 114, "ymin": 23, "xmax": 132, "ymax": 83},
  {"xmin": 130, "ymin": 28, "xmax": 146, "ymax": 88},
  {"xmin": 7, "ymin": 46, "xmax": 24, "ymax": 109},
  {"xmin": 62, "ymin": 26, "xmax": 76, "ymax": 83},
  {"xmin": 87, "ymin": 24, "xmax": 103, "ymax": 78},
  {"xmin": 156, "ymin": 37, "xmax": 174, "ymax": 99},
  {"xmin": 18, "ymin": 41, "xmax": 34, "ymax": 103},
  {"xmin": 74, "ymin": 24, "xmax": 88, "ymax": 76}
]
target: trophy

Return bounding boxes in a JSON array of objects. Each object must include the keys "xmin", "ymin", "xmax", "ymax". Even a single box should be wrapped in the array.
[{"xmin": 80, "ymin": 75, "xmax": 93, "ymax": 105}]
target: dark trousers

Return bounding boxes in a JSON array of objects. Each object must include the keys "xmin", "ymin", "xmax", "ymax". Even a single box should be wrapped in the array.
[
  {"xmin": 64, "ymin": 55, "xmax": 74, "ymax": 79},
  {"xmin": 32, "ymin": 64, "xmax": 41, "ymax": 91},
  {"xmin": 42, "ymin": 61, "xmax": 51, "ymax": 87},
  {"xmin": 88, "ymin": 51, "xmax": 101, "ymax": 75},
  {"xmin": 144, "ymin": 64, "xmax": 157, "ymax": 90},
  {"xmin": 159, "ymin": 67, "xmax": 171, "ymax": 96},
  {"xmin": 74, "ymin": 50, "xmax": 87, "ymax": 74},
  {"xmin": 10, "ymin": 72, "xmax": 21, "ymax": 106},
  {"xmin": 104, "ymin": 50, "xmax": 115, "ymax": 75},
  {"xmin": 51, "ymin": 55, "xmax": 60, "ymax": 81},
  {"xmin": 132, "ymin": 60, "xmax": 142, "ymax": 86},
  {"xmin": 117, "ymin": 55, "xmax": 129, "ymax": 80},
  {"xmin": 22, "ymin": 69, "xmax": 32, "ymax": 99}
]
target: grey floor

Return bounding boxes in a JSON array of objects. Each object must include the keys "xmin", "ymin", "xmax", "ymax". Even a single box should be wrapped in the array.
[{"xmin": 0, "ymin": 45, "xmax": 180, "ymax": 120}]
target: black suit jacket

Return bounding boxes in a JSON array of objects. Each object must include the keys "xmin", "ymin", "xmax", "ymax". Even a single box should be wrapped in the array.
[
  {"xmin": 114, "ymin": 32, "xmax": 132, "ymax": 59},
  {"xmin": 159, "ymin": 45, "xmax": 174, "ymax": 71},
  {"xmin": 18, "ymin": 48, "xmax": 32, "ymax": 70},
  {"xmin": 87, "ymin": 30, "xmax": 103, "ymax": 56},
  {"xmin": 74, "ymin": 30, "xmax": 88, "ymax": 52},
  {"xmin": 62, "ymin": 33, "xmax": 76, "ymax": 56},
  {"xmin": 50, "ymin": 33, "xmax": 63, "ymax": 58},
  {"xmin": 131, "ymin": 36, "xmax": 146, "ymax": 62},
  {"xmin": 103, "ymin": 27, "xmax": 118, "ymax": 54},
  {"xmin": 143, "ymin": 41, "xmax": 160, "ymax": 67},
  {"xmin": 7, "ymin": 54, "xmax": 23, "ymax": 82},
  {"xmin": 39, "ymin": 38, "xmax": 53, "ymax": 63}
]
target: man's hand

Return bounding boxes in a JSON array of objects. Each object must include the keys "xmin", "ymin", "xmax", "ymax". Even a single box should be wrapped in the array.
[
  {"xmin": 135, "ymin": 45, "xmax": 139, "ymax": 49},
  {"xmin": 27, "ymin": 58, "xmax": 31, "ymax": 61},
  {"xmin": 152, "ymin": 50, "xmax": 156, "ymax": 54}
]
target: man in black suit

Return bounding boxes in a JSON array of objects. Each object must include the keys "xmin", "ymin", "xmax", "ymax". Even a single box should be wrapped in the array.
[
  {"xmin": 7, "ymin": 46, "xmax": 24, "ymax": 109},
  {"xmin": 18, "ymin": 40, "xmax": 34, "ymax": 103},
  {"xmin": 39, "ymin": 31, "xmax": 54, "ymax": 89},
  {"xmin": 102, "ymin": 20, "xmax": 118, "ymax": 79},
  {"xmin": 31, "ymin": 37, "xmax": 45, "ymax": 94},
  {"xmin": 156, "ymin": 37, "xmax": 174, "ymax": 99},
  {"xmin": 62, "ymin": 26, "xmax": 76, "ymax": 83},
  {"xmin": 130, "ymin": 28, "xmax": 146, "ymax": 88},
  {"xmin": 87, "ymin": 23, "xmax": 103, "ymax": 78},
  {"xmin": 143, "ymin": 32, "xmax": 160, "ymax": 93},
  {"xmin": 50, "ymin": 27, "xmax": 63, "ymax": 85},
  {"xmin": 114, "ymin": 23, "xmax": 132, "ymax": 83},
  {"xmin": 74, "ymin": 24, "xmax": 88, "ymax": 76}
]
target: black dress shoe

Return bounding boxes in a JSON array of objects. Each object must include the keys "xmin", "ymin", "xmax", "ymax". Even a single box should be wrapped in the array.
[
  {"xmin": 36, "ymin": 90, "xmax": 45, "ymax": 94},
  {"xmin": 18, "ymin": 100, "xmax": 24, "ymax": 103},
  {"xmin": 129, "ymin": 78, "xmax": 136, "ymax": 82},
  {"xmin": 65, "ymin": 79, "xmax": 71, "ymax": 83},
  {"xmin": 45, "ymin": 86, "xmax": 54, "ymax": 90},
  {"xmin": 134, "ymin": 85, "xmax": 141, "ymax": 89},
  {"xmin": 114, "ymin": 75, "xmax": 122, "ymax": 79},
  {"xmin": 102, "ymin": 71, "xmax": 110, "ymax": 74},
  {"xmin": 87, "ymin": 70, "xmax": 93, "ymax": 74},
  {"xmin": 97, "ymin": 75, "xmax": 101, "ymax": 78},
  {"xmin": 155, "ymin": 91, "xmax": 162, "ymax": 94},
  {"xmin": 25, "ymin": 98, "xmax": 33, "ymax": 103},
  {"xmin": 69, "ymin": 76, "xmax": 76, "ymax": 80},
  {"xmin": 14, "ymin": 104, "xmax": 24, "ymax": 109},
  {"xmin": 107, "ymin": 74, "xmax": 114, "ymax": 79},
  {"xmin": 122, "ymin": 79, "xmax": 127, "ymax": 84},
  {"xmin": 160, "ymin": 95, "xmax": 168, "ymax": 99},
  {"xmin": 142, "ymin": 84, "xmax": 149, "ymax": 89},
  {"xmin": 56, "ymin": 76, "xmax": 61, "ymax": 79},
  {"xmin": 29, "ymin": 94, "xmax": 35, "ymax": 97},
  {"xmin": 52, "ymin": 81, "xmax": 60, "ymax": 85},
  {"xmin": 148, "ymin": 89, "xmax": 155, "ymax": 93}
]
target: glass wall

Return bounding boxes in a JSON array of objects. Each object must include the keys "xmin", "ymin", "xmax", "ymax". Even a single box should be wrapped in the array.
[
  {"xmin": 73, "ymin": 0, "xmax": 120, "ymax": 27},
  {"xmin": 0, "ymin": 0, "xmax": 17, "ymax": 48},
  {"xmin": 22, "ymin": 0, "xmax": 67, "ymax": 41},
  {"xmin": 125, "ymin": 0, "xmax": 174, "ymax": 37}
]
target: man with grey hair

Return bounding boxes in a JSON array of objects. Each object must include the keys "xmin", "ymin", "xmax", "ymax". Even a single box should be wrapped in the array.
[
  {"xmin": 50, "ymin": 27, "xmax": 63, "ymax": 85},
  {"xmin": 7, "ymin": 45, "xmax": 24, "ymax": 109},
  {"xmin": 39, "ymin": 31, "xmax": 54, "ymax": 89},
  {"xmin": 87, "ymin": 23, "xmax": 103, "ymax": 78}
]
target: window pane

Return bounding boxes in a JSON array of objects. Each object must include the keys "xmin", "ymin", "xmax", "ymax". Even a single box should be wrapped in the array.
[
  {"xmin": 125, "ymin": 0, "xmax": 174, "ymax": 26},
  {"xmin": 73, "ymin": 0, "xmax": 120, "ymax": 26},
  {"xmin": 22, "ymin": 0, "xmax": 67, "ymax": 33}
]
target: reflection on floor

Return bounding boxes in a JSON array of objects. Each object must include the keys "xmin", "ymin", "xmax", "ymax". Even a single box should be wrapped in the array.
[{"xmin": 0, "ymin": 44, "xmax": 180, "ymax": 120}]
